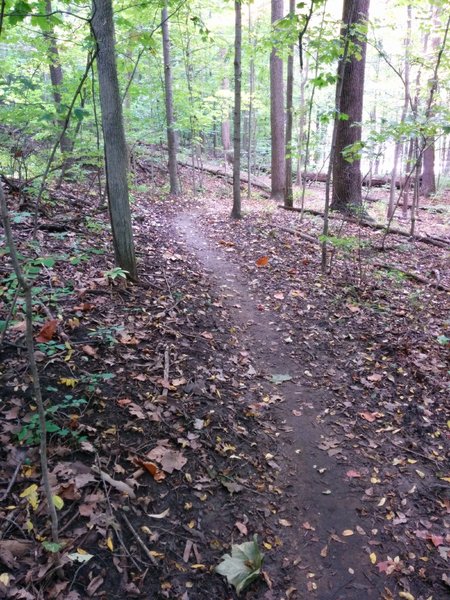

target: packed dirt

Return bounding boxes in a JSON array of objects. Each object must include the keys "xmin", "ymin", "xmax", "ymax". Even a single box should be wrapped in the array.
[{"xmin": 0, "ymin": 163, "xmax": 449, "ymax": 600}]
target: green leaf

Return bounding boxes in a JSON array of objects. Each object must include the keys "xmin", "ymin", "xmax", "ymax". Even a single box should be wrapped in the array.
[
  {"xmin": 270, "ymin": 374, "xmax": 292, "ymax": 384},
  {"xmin": 437, "ymin": 335, "xmax": 449, "ymax": 346},
  {"xmin": 42, "ymin": 541, "xmax": 64, "ymax": 553},
  {"xmin": 215, "ymin": 535, "xmax": 263, "ymax": 594},
  {"xmin": 52, "ymin": 495, "xmax": 64, "ymax": 510}
]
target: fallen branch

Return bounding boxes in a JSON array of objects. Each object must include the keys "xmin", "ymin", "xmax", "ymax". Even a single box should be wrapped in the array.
[
  {"xmin": 373, "ymin": 262, "xmax": 449, "ymax": 292},
  {"xmin": 278, "ymin": 205, "xmax": 450, "ymax": 249},
  {"xmin": 279, "ymin": 225, "xmax": 449, "ymax": 292}
]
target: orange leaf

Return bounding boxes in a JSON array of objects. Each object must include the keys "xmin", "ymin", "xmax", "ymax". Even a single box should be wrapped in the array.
[
  {"xmin": 256, "ymin": 256, "xmax": 269, "ymax": 267},
  {"xmin": 35, "ymin": 319, "xmax": 58, "ymax": 343},
  {"xmin": 359, "ymin": 411, "xmax": 382, "ymax": 422},
  {"xmin": 134, "ymin": 458, "xmax": 166, "ymax": 481}
]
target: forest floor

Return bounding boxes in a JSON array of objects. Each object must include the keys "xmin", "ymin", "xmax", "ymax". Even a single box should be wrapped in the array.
[{"xmin": 0, "ymin": 162, "xmax": 449, "ymax": 600}]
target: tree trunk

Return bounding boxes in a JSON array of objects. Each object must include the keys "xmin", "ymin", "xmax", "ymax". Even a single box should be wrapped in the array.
[
  {"xmin": 331, "ymin": 0, "xmax": 370, "ymax": 213},
  {"xmin": 231, "ymin": 0, "xmax": 242, "ymax": 219},
  {"xmin": 220, "ymin": 49, "xmax": 231, "ymax": 157},
  {"xmin": 387, "ymin": 4, "xmax": 411, "ymax": 219},
  {"xmin": 296, "ymin": 55, "xmax": 308, "ymax": 185},
  {"xmin": 247, "ymin": 3, "xmax": 255, "ymax": 199},
  {"xmin": 421, "ymin": 6, "xmax": 441, "ymax": 198},
  {"xmin": 161, "ymin": 3, "xmax": 180, "ymax": 195},
  {"xmin": 91, "ymin": 0, "xmax": 137, "ymax": 281},
  {"xmin": 270, "ymin": 0, "xmax": 285, "ymax": 201},
  {"xmin": 45, "ymin": 0, "xmax": 72, "ymax": 155},
  {"xmin": 284, "ymin": 0, "xmax": 295, "ymax": 208}
]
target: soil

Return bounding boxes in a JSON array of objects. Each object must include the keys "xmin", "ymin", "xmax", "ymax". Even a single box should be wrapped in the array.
[{"xmin": 0, "ymin": 162, "xmax": 449, "ymax": 600}]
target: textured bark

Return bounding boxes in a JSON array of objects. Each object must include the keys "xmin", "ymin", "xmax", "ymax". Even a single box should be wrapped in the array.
[
  {"xmin": 270, "ymin": 0, "xmax": 285, "ymax": 201},
  {"xmin": 421, "ymin": 144, "xmax": 436, "ymax": 197},
  {"xmin": 91, "ymin": 0, "xmax": 137, "ymax": 281},
  {"xmin": 45, "ymin": 0, "xmax": 72, "ymax": 155},
  {"xmin": 161, "ymin": 3, "xmax": 180, "ymax": 195},
  {"xmin": 284, "ymin": 0, "xmax": 295, "ymax": 208},
  {"xmin": 331, "ymin": 0, "xmax": 370, "ymax": 213},
  {"xmin": 231, "ymin": 0, "xmax": 242, "ymax": 219},
  {"xmin": 247, "ymin": 3, "xmax": 255, "ymax": 199},
  {"xmin": 220, "ymin": 50, "xmax": 231, "ymax": 154},
  {"xmin": 387, "ymin": 4, "xmax": 411, "ymax": 219},
  {"xmin": 421, "ymin": 6, "xmax": 441, "ymax": 198}
]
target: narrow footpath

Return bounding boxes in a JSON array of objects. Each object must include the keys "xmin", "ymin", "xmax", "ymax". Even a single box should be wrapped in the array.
[{"xmin": 175, "ymin": 212, "xmax": 386, "ymax": 599}]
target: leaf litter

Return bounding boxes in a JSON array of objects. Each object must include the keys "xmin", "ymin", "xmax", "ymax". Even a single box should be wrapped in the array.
[{"xmin": 0, "ymin": 164, "xmax": 449, "ymax": 599}]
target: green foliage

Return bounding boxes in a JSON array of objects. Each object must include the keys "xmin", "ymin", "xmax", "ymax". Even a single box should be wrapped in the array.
[
  {"xmin": 215, "ymin": 536, "xmax": 264, "ymax": 595},
  {"xmin": 17, "ymin": 394, "xmax": 87, "ymax": 445},
  {"xmin": 103, "ymin": 266, "xmax": 129, "ymax": 281},
  {"xmin": 318, "ymin": 234, "xmax": 366, "ymax": 252}
]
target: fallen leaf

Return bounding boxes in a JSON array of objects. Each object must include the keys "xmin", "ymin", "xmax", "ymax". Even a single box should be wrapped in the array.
[
  {"xmin": 235, "ymin": 521, "xmax": 248, "ymax": 536},
  {"xmin": 367, "ymin": 373, "xmax": 383, "ymax": 382},
  {"xmin": 146, "ymin": 446, "xmax": 187, "ymax": 473},
  {"xmin": 278, "ymin": 519, "xmax": 292, "ymax": 527},
  {"xmin": 147, "ymin": 508, "xmax": 170, "ymax": 519},
  {"xmin": 82, "ymin": 344, "xmax": 97, "ymax": 356},
  {"xmin": 359, "ymin": 411, "xmax": 383, "ymax": 422},
  {"xmin": 35, "ymin": 319, "xmax": 58, "ymax": 342},
  {"xmin": 256, "ymin": 256, "xmax": 269, "ymax": 267},
  {"xmin": 342, "ymin": 529, "xmax": 354, "ymax": 536},
  {"xmin": 133, "ymin": 458, "xmax": 166, "ymax": 481},
  {"xmin": 346, "ymin": 470, "xmax": 361, "ymax": 479}
]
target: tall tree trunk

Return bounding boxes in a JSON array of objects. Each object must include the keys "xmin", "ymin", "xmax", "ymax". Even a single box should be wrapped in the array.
[
  {"xmin": 220, "ymin": 49, "xmax": 231, "ymax": 158},
  {"xmin": 284, "ymin": 0, "xmax": 295, "ymax": 208},
  {"xmin": 45, "ymin": 0, "xmax": 72, "ymax": 156},
  {"xmin": 331, "ymin": 0, "xmax": 370, "ymax": 213},
  {"xmin": 91, "ymin": 0, "xmax": 137, "ymax": 281},
  {"xmin": 247, "ymin": 3, "xmax": 255, "ymax": 199},
  {"xmin": 296, "ymin": 55, "xmax": 308, "ymax": 185},
  {"xmin": 231, "ymin": 0, "xmax": 242, "ymax": 219},
  {"xmin": 387, "ymin": 4, "xmax": 411, "ymax": 219},
  {"xmin": 161, "ymin": 2, "xmax": 180, "ymax": 195},
  {"xmin": 421, "ymin": 6, "xmax": 441, "ymax": 198},
  {"xmin": 270, "ymin": 0, "xmax": 285, "ymax": 201}
]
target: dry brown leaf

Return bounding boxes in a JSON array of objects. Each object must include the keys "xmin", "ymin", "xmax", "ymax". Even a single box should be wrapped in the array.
[
  {"xmin": 35, "ymin": 319, "xmax": 58, "ymax": 342},
  {"xmin": 256, "ymin": 256, "xmax": 269, "ymax": 267}
]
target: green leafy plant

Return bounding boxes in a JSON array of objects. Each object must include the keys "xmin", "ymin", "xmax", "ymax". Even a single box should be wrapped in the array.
[
  {"xmin": 17, "ymin": 395, "xmax": 87, "ymax": 445},
  {"xmin": 104, "ymin": 267, "xmax": 129, "ymax": 281},
  {"xmin": 215, "ymin": 535, "xmax": 264, "ymax": 595},
  {"xmin": 88, "ymin": 325, "xmax": 124, "ymax": 346}
]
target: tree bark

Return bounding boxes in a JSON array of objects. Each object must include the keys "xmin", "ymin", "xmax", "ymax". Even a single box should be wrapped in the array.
[
  {"xmin": 387, "ymin": 4, "xmax": 411, "ymax": 219},
  {"xmin": 91, "ymin": 0, "xmax": 137, "ymax": 281},
  {"xmin": 331, "ymin": 0, "xmax": 370, "ymax": 213},
  {"xmin": 270, "ymin": 0, "xmax": 285, "ymax": 201},
  {"xmin": 247, "ymin": 3, "xmax": 255, "ymax": 199},
  {"xmin": 284, "ymin": 0, "xmax": 295, "ymax": 208},
  {"xmin": 45, "ymin": 0, "xmax": 73, "ymax": 169},
  {"xmin": 231, "ymin": 0, "xmax": 242, "ymax": 219},
  {"xmin": 220, "ymin": 49, "xmax": 231, "ymax": 156},
  {"xmin": 421, "ymin": 6, "xmax": 441, "ymax": 198},
  {"xmin": 161, "ymin": 3, "xmax": 180, "ymax": 195}
]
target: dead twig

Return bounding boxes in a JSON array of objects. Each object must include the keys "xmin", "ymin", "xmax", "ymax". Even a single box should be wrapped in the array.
[
  {"xmin": 0, "ymin": 185, "xmax": 59, "ymax": 544},
  {"xmin": 121, "ymin": 513, "xmax": 158, "ymax": 566}
]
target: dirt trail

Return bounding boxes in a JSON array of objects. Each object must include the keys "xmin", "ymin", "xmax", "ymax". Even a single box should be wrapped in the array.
[{"xmin": 175, "ymin": 212, "xmax": 385, "ymax": 599}]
